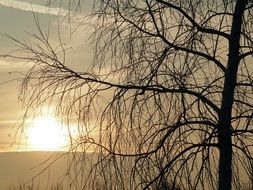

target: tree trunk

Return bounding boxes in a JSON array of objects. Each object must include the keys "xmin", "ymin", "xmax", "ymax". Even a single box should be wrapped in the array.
[
  {"xmin": 218, "ymin": 1, "xmax": 248, "ymax": 190},
  {"xmin": 218, "ymin": 124, "xmax": 232, "ymax": 190}
]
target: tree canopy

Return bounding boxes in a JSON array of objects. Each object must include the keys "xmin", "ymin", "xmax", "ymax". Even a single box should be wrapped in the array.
[{"xmin": 7, "ymin": 0, "xmax": 253, "ymax": 189}]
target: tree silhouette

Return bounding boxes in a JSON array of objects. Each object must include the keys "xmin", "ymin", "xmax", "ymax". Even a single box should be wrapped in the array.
[{"xmin": 7, "ymin": 0, "xmax": 253, "ymax": 190}]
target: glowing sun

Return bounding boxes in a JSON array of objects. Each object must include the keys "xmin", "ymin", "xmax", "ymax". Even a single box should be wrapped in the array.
[{"xmin": 28, "ymin": 117, "xmax": 69, "ymax": 151}]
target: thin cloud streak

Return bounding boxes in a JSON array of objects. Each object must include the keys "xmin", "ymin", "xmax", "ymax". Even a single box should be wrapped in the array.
[{"xmin": 0, "ymin": 0, "xmax": 69, "ymax": 16}]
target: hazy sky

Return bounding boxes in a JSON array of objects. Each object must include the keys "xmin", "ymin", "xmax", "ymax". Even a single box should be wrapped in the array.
[{"xmin": 0, "ymin": 0, "xmax": 93, "ymax": 152}]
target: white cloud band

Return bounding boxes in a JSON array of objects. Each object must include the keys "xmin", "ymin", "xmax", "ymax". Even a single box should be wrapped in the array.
[{"xmin": 0, "ymin": 0, "xmax": 69, "ymax": 16}]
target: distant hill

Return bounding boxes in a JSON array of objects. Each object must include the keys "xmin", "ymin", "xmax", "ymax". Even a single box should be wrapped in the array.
[{"xmin": 0, "ymin": 151, "xmax": 86, "ymax": 190}]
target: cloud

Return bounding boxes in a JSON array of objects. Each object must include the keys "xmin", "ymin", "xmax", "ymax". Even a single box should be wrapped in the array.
[
  {"xmin": 0, "ymin": 59, "xmax": 33, "ymax": 70},
  {"xmin": 0, "ymin": 0, "xmax": 69, "ymax": 16}
]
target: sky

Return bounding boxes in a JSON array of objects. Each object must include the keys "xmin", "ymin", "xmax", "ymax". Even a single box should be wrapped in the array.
[{"xmin": 0, "ymin": 0, "xmax": 93, "ymax": 152}]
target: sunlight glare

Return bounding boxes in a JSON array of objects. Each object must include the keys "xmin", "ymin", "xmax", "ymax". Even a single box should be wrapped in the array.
[{"xmin": 28, "ymin": 117, "xmax": 69, "ymax": 151}]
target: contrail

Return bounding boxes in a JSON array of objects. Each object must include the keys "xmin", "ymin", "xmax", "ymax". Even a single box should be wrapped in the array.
[{"xmin": 0, "ymin": 0, "xmax": 69, "ymax": 16}]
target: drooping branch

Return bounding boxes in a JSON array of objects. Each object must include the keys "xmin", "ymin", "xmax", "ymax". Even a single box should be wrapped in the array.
[{"xmin": 156, "ymin": 0, "xmax": 230, "ymax": 39}]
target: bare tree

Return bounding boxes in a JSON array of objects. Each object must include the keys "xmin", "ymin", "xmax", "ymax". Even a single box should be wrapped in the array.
[{"xmin": 6, "ymin": 0, "xmax": 253, "ymax": 190}]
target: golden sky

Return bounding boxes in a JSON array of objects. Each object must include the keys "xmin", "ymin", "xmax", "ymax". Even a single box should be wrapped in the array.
[{"xmin": 0, "ymin": 0, "xmax": 93, "ymax": 152}]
